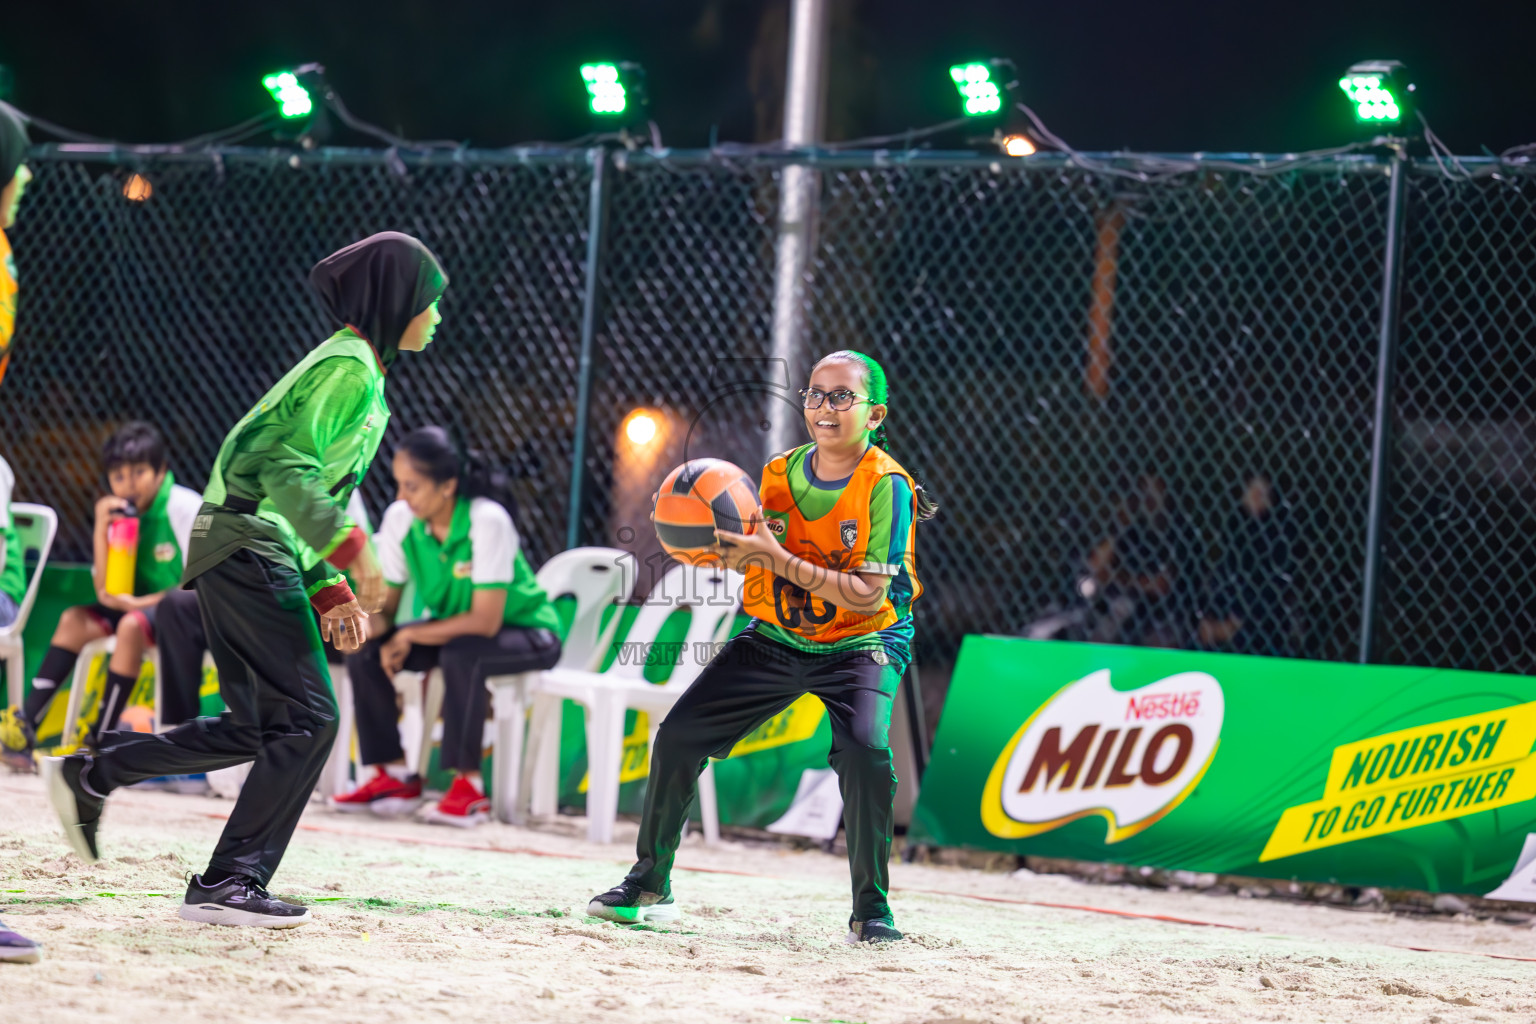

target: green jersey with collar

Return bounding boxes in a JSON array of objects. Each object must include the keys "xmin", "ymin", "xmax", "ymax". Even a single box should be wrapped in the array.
[
  {"xmin": 186, "ymin": 329, "xmax": 386, "ymax": 593},
  {"xmin": 376, "ymin": 496, "xmax": 559, "ymax": 633},
  {"xmin": 131, "ymin": 471, "xmax": 203, "ymax": 595}
]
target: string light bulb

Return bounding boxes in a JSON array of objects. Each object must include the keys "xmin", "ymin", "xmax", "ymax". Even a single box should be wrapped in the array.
[{"xmin": 1002, "ymin": 134, "xmax": 1036, "ymax": 157}]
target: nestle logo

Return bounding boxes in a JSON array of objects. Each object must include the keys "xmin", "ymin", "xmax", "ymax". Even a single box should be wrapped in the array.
[{"xmin": 1126, "ymin": 691, "xmax": 1201, "ymax": 721}]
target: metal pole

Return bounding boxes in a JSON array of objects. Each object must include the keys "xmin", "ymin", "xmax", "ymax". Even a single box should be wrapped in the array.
[
  {"xmin": 1359, "ymin": 152, "xmax": 1409, "ymax": 664},
  {"xmin": 766, "ymin": 0, "xmax": 830, "ymax": 459},
  {"xmin": 567, "ymin": 146, "xmax": 611, "ymax": 550}
]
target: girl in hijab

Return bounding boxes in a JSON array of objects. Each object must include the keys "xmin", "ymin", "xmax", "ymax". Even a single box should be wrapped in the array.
[
  {"xmin": 0, "ymin": 101, "xmax": 29, "ymax": 388},
  {"xmin": 42, "ymin": 231, "xmax": 448, "ymax": 929}
]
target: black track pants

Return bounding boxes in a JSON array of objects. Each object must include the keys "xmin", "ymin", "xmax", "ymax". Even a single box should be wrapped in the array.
[
  {"xmin": 91, "ymin": 551, "xmax": 338, "ymax": 887},
  {"xmin": 625, "ymin": 627, "xmax": 901, "ymax": 926}
]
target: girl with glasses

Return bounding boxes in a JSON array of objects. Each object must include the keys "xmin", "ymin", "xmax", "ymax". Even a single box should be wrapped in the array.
[{"xmin": 589, "ymin": 349, "xmax": 937, "ymax": 944}]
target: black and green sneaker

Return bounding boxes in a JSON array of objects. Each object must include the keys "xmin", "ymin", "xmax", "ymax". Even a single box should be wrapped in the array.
[
  {"xmin": 586, "ymin": 879, "xmax": 680, "ymax": 924},
  {"xmin": 846, "ymin": 919, "xmax": 903, "ymax": 944}
]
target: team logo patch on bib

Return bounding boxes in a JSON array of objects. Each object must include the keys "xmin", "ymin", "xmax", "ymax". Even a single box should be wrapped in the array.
[
  {"xmin": 839, "ymin": 519, "xmax": 858, "ymax": 550},
  {"xmin": 765, "ymin": 516, "xmax": 787, "ymax": 536},
  {"xmin": 154, "ymin": 542, "xmax": 176, "ymax": 563},
  {"xmin": 452, "ymin": 560, "xmax": 473, "ymax": 580}
]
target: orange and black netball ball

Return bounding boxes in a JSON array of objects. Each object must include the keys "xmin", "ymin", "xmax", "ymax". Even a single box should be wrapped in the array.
[{"xmin": 654, "ymin": 459, "xmax": 760, "ymax": 565}]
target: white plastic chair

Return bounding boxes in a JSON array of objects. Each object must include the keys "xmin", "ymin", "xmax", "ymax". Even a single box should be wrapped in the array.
[
  {"xmin": 1, "ymin": 504, "xmax": 58, "ymax": 710},
  {"xmin": 529, "ymin": 561, "xmax": 743, "ymax": 844},
  {"xmin": 60, "ymin": 636, "xmax": 167, "ymax": 748},
  {"xmin": 489, "ymin": 547, "xmax": 632, "ymax": 825}
]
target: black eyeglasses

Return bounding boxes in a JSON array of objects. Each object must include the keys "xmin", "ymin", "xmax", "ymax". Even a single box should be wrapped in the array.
[{"xmin": 800, "ymin": 386, "xmax": 871, "ymax": 411}]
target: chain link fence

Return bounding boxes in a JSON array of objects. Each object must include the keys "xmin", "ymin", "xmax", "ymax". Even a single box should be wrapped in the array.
[
  {"xmin": 1386, "ymin": 166, "xmax": 1536, "ymax": 674},
  {"xmin": 2, "ymin": 145, "xmax": 1532, "ymax": 684}
]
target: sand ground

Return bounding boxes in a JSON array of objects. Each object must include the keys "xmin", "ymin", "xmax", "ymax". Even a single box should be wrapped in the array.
[{"xmin": 2, "ymin": 774, "xmax": 1535, "ymax": 1024}]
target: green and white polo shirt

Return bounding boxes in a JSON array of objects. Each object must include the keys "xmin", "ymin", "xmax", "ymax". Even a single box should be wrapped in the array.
[
  {"xmin": 133, "ymin": 471, "xmax": 203, "ymax": 596},
  {"xmin": 376, "ymin": 496, "xmax": 559, "ymax": 633}
]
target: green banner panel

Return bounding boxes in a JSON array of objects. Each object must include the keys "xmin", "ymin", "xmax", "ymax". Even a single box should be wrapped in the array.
[{"xmin": 913, "ymin": 635, "xmax": 1536, "ymax": 895}]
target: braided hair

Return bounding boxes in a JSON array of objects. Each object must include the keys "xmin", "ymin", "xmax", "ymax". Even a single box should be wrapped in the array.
[{"xmin": 815, "ymin": 350, "xmax": 939, "ymax": 521}]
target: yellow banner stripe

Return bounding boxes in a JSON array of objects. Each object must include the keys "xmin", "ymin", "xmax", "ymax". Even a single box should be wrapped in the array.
[
  {"xmin": 1323, "ymin": 701, "xmax": 1536, "ymax": 797},
  {"xmin": 1261, "ymin": 754, "xmax": 1536, "ymax": 861}
]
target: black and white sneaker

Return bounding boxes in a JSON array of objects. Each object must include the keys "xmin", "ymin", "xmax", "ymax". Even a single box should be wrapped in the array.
[
  {"xmin": 586, "ymin": 879, "xmax": 680, "ymax": 924},
  {"xmin": 178, "ymin": 874, "xmax": 311, "ymax": 928},
  {"xmin": 40, "ymin": 754, "xmax": 105, "ymax": 863},
  {"xmin": 846, "ymin": 919, "xmax": 904, "ymax": 944}
]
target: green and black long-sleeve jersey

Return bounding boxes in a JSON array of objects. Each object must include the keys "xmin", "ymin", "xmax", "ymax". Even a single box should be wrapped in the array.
[{"xmin": 186, "ymin": 330, "xmax": 388, "ymax": 609}]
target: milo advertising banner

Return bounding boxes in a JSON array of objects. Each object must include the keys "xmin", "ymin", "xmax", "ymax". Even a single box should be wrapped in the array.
[{"xmin": 912, "ymin": 636, "xmax": 1536, "ymax": 895}]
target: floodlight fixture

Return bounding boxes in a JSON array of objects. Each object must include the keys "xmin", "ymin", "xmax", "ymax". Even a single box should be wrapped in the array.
[
  {"xmin": 262, "ymin": 70, "xmax": 314, "ymax": 119},
  {"xmin": 1339, "ymin": 60, "xmax": 1413, "ymax": 127},
  {"xmin": 580, "ymin": 61, "xmax": 649, "ymax": 126},
  {"xmin": 949, "ymin": 59, "xmax": 1015, "ymax": 119}
]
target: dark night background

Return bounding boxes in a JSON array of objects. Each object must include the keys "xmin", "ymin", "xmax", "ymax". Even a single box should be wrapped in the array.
[{"xmin": 3, "ymin": 0, "xmax": 1533, "ymax": 154}]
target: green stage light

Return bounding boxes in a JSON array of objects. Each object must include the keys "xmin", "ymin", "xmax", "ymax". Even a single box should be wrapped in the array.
[
  {"xmin": 1338, "ymin": 60, "xmax": 1410, "ymax": 126},
  {"xmin": 578, "ymin": 61, "xmax": 649, "ymax": 129},
  {"xmin": 580, "ymin": 62, "xmax": 626, "ymax": 115},
  {"xmin": 949, "ymin": 61, "xmax": 1004, "ymax": 117},
  {"xmin": 1339, "ymin": 75, "xmax": 1399, "ymax": 122},
  {"xmin": 262, "ymin": 71, "xmax": 313, "ymax": 119}
]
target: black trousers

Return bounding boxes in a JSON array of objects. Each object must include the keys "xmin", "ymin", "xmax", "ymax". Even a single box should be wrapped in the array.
[
  {"xmin": 151, "ymin": 586, "xmax": 208, "ymax": 727},
  {"xmin": 346, "ymin": 626, "xmax": 561, "ymax": 773},
  {"xmin": 625, "ymin": 627, "xmax": 902, "ymax": 926},
  {"xmin": 90, "ymin": 551, "xmax": 338, "ymax": 887}
]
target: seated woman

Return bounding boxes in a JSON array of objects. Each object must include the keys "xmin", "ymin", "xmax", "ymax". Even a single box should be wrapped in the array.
[{"xmin": 332, "ymin": 426, "xmax": 561, "ymax": 826}]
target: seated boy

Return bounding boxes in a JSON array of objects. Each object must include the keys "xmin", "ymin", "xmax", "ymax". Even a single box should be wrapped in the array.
[{"xmin": 9, "ymin": 422, "xmax": 203, "ymax": 758}]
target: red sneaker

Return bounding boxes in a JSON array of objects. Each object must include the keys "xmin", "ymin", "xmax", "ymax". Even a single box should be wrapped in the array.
[
  {"xmin": 329, "ymin": 767, "xmax": 423, "ymax": 816},
  {"xmin": 419, "ymin": 775, "xmax": 490, "ymax": 828}
]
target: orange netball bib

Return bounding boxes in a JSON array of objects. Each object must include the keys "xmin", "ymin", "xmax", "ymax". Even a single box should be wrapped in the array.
[{"xmin": 742, "ymin": 444, "xmax": 922, "ymax": 644}]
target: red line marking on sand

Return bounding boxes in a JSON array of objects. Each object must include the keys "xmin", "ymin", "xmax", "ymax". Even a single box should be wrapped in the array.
[
  {"xmin": 210, "ymin": 814, "xmax": 1254, "ymax": 927},
  {"xmin": 203, "ymin": 813, "xmax": 770, "ymax": 876},
  {"xmin": 203, "ymin": 813, "xmax": 590, "ymax": 861},
  {"xmin": 1398, "ymin": 946, "xmax": 1536, "ymax": 963},
  {"xmin": 892, "ymin": 886, "xmax": 1257, "ymax": 931},
  {"xmin": 195, "ymin": 812, "xmax": 1536, "ymax": 962}
]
